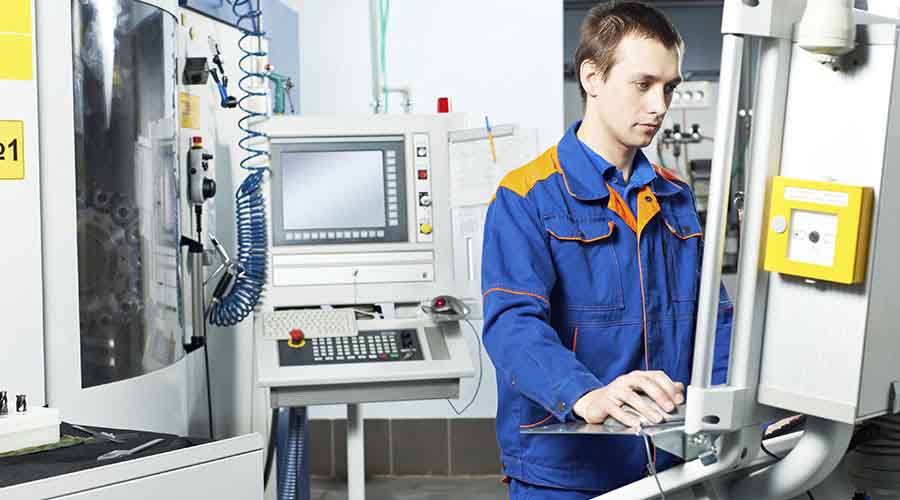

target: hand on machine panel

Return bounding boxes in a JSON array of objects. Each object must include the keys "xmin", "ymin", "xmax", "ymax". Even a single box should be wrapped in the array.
[{"xmin": 573, "ymin": 371, "xmax": 686, "ymax": 429}]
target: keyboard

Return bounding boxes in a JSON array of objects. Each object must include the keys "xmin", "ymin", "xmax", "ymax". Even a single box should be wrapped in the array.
[{"xmin": 262, "ymin": 309, "xmax": 359, "ymax": 340}]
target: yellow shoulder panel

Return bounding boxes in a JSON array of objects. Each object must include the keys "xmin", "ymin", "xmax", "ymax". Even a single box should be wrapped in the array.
[{"xmin": 496, "ymin": 147, "xmax": 559, "ymax": 199}]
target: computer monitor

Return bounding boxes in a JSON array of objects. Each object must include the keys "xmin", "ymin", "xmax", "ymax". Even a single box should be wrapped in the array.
[
  {"xmin": 270, "ymin": 137, "xmax": 409, "ymax": 246},
  {"xmin": 262, "ymin": 114, "xmax": 465, "ymax": 308}
]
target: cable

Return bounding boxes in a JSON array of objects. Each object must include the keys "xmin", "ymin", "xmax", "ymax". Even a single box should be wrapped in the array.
[
  {"xmin": 643, "ymin": 434, "xmax": 666, "ymax": 500},
  {"xmin": 759, "ymin": 438, "xmax": 782, "ymax": 461},
  {"xmin": 760, "ymin": 431, "xmax": 817, "ymax": 499},
  {"xmin": 447, "ymin": 319, "xmax": 483, "ymax": 415},
  {"xmin": 204, "ymin": 340, "xmax": 215, "ymax": 440},
  {"xmin": 208, "ymin": 0, "xmax": 268, "ymax": 327}
]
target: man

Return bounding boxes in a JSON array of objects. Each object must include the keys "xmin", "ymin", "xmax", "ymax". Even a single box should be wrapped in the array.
[{"xmin": 481, "ymin": 2, "xmax": 734, "ymax": 498}]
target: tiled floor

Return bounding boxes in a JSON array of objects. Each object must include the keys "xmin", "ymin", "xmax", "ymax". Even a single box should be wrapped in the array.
[{"xmin": 312, "ymin": 476, "xmax": 508, "ymax": 500}]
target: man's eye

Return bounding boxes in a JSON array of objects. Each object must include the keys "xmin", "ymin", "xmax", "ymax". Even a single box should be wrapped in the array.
[{"xmin": 636, "ymin": 81, "xmax": 650, "ymax": 91}]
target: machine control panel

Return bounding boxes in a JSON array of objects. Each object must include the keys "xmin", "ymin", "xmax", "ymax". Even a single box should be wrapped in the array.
[
  {"xmin": 277, "ymin": 330, "xmax": 424, "ymax": 366},
  {"xmin": 413, "ymin": 133, "xmax": 434, "ymax": 243}
]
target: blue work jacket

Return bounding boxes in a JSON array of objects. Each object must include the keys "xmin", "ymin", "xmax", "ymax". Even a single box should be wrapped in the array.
[{"xmin": 481, "ymin": 123, "xmax": 733, "ymax": 493}]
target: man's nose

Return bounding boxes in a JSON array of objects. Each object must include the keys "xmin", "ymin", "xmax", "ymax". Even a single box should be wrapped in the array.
[{"xmin": 647, "ymin": 87, "xmax": 669, "ymax": 116}]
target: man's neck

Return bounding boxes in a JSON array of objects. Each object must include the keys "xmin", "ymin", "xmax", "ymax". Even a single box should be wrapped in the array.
[{"xmin": 577, "ymin": 113, "xmax": 638, "ymax": 182}]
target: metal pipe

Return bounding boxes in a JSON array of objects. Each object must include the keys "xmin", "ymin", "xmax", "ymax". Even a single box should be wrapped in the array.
[
  {"xmin": 369, "ymin": 0, "xmax": 384, "ymax": 113},
  {"xmin": 729, "ymin": 37, "xmax": 792, "ymax": 390},
  {"xmin": 191, "ymin": 250, "xmax": 206, "ymax": 342},
  {"xmin": 727, "ymin": 417, "xmax": 854, "ymax": 500},
  {"xmin": 689, "ymin": 34, "xmax": 744, "ymax": 390}
]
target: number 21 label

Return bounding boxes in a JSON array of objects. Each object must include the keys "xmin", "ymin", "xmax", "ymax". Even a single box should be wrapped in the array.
[{"xmin": 0, "ymin": 121, "xmax": 25, "ymax": 180}]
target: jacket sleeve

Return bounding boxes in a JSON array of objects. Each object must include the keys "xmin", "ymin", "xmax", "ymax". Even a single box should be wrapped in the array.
[
  {"xmin": 711, "ymin": 282, "xmax": 734, "ymax": 385},
  {"xmin": 481, "ymin": 186, "xmax": 604, "ymax": 422}
]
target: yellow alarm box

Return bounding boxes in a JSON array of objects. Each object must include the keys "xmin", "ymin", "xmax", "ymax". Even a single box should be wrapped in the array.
[{"xmin": 763, "ymin": 177, "xmax": 874, "ymax": 285}]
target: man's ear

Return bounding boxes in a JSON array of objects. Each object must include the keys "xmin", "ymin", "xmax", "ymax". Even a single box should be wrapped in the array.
[{"xmin": 580, "ymin": 59, "xmax": 602, "ymax": 99}]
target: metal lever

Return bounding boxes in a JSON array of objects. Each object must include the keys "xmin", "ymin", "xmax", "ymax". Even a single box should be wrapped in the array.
[{"xmin": 97, "ymin": 438, "xmax": 165, "ymax": 461}]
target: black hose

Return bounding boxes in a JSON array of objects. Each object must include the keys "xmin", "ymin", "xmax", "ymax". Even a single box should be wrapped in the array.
[
  {"xmin": 203, "ymin": 342, "xmax": 214, "ymax": 441},
  {"xmin": 264, "ymin": 408, "xmax": 278, "ymax": 489}
]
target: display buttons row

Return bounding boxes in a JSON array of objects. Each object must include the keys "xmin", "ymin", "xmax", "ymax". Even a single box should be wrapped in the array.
[{"xmin": 286, "ymin": 230, "xmax": 385, "ymax": 241}]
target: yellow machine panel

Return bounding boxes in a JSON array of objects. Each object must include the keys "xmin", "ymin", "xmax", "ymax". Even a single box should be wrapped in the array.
[{"xmin": 764, "ymin": 176, "xmax": 873, "ymax": 284}]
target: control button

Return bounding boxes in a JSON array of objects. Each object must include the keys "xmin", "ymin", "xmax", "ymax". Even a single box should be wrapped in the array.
[
  {"xmin": 327, "ymin": 232, "xmax": 336, "ymax": 239},
  {"xmin": 386, "ymin": 151, "xmax": 396, "ymax": 159},
  {"xmin": 416, "ymin": 146, "xmax": 428, "ymax": 158},
  {"xmin": 352, "ymin": 231, "xmax": 360, "ymax": 238},
  {"xmin": 389, "ymin": 219, "xmax": 399, "ymax": 227},
  {"xmin": 288, "ymin": 329, "xmax": 305, "ymax": 348},
  {"xmin": 389, "ymin": 210, "xmax": 399, "ymax": 218},
  {"xmin": 387, "ymin": 181, "xmax": 397, "ymax": 189},
  {"xmin": 420, "ymin": 223, "xmax": 433, "ymax": 235},
  {"xmin": 388, "ymin": 196, "xmax": 398, "ymax": 203},
  {"xmin": 418, "ymin": 169, "xmax": 428, "ymax": 179},
  {"xmin": 310, "ymin": 233, "xmax": 320, "ymax": 240},
  {"xmin": 387, "ymin": 173, "xmax": 397, "ymax": 181},
  {"xmin": 302, "ymin": 233, "xmax": 311, "ymax": 240},
  {"xmin": 389, "ymin": 203, "xmax": 399, "ymax": 211},
  {"xmin": 379, "ymin": 353, "xmax": 388, "ymax": 360},
  {"xmin": 419, "ymin": 193, "xmax": 432, "ymax": 207},
  {"xmin": 377, "ymin": 230, "xmax": 385, "ymax": 237},
  {"xmin": 772, "ymin": 216, "xmax": 787, "ymax": 234},
  {"xmin": 809, "ymin": 231, "xmax": 821, "ymax": 244}
]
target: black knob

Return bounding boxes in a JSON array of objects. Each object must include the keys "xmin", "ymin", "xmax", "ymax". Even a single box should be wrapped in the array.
[
  {"xmin": 809, "ymin": 231, "xmax": 820, "ymax": 244},
  {"xmin": 203, "ymin": 178, "xmax": 217, "ymax": 199},
  {"xmin": 202, "ymin": 152, "xmax": 214, "ymax": 161}
]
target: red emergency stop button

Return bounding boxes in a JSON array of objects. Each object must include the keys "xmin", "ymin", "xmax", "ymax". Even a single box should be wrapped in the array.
[{"xmin": 288, "ymin": 329, "xmax": 305, "ymax": 348}]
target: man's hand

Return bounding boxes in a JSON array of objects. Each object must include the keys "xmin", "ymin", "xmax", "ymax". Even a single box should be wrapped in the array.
[{"xmin": 573, "ymin": 371, "xmax": 685, "ymax": 427}]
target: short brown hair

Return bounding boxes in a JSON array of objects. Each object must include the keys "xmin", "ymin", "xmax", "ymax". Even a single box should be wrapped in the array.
[{"xmin": 574, "ymin": 2, "xmax": 683, "ymax": 100}]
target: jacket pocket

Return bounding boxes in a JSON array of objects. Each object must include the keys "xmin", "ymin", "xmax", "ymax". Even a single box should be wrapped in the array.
[
  {"xmin": 662, "ymin": 212, "xmax": 703, "ymax": 302},
  {"xmin": 543, "ymin": 214, "xmax": 625, "ymax": 319}
]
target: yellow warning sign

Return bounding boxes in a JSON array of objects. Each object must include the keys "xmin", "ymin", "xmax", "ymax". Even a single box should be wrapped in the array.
[
  {"xmin": 0, "ymin": 35, "xmax": 33, "ymax": 81},
  {"xmin": 0, "ymin": 0, "xmax": 32, "ymax": 35},
  {"xmin": 180, "ymin": 92, "xmax": 201, "ymax": 129},
  {"xmin": 0, "ymin": 121, "xmax": 25, "ymax": 180}
]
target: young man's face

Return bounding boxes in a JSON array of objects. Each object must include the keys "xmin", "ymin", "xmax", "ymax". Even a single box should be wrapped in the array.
[{"xmin": 584, "ymin": 35, "xmax": 682, "ymax": 149}]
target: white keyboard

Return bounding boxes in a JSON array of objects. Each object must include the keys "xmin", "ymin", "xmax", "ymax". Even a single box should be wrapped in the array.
[{"xmin": 262, "ymin": 309, "xmax": 359, "ymax": 340}]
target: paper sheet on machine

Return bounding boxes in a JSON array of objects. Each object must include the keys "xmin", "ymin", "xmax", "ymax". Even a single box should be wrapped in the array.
[{"xmin": 448, "ymin": 125, "xmax": 539, "ymax": 207}]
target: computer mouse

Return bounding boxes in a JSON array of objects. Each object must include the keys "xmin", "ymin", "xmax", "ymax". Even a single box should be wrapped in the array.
[
  {"xmin": 431, "ymin": 295, "xmax": 466, "ymax": 314},
  {"xmin": 424, "ymin": 295, "xmax": 470, "ymax": 319}
]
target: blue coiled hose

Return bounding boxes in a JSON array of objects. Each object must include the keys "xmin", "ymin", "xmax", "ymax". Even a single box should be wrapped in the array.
[{"xmin": 208, "ymin": 0, "xmax": 268, "ymax": 327}]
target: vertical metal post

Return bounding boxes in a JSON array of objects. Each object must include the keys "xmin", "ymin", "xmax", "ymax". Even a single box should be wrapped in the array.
[
  {"xmin": 690, "ymin": 34, "xmax": 745, "ymax": 390},
  {"xmin": 347, "ymin": 403, "xmax": 366, "ymax": 500},
  {"xmin": 728, "ymin": 37, "xmax": 792, "ymax": 390},
  {"xmin": 369, "ymin": 0, "xmax": 384, "ymax": 113}
]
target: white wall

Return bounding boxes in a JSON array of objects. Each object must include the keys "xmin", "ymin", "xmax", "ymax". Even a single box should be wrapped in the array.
[
  {"xmin": 294, "ymin": 0, "xmax": 564, "ymax": 150},
  {"xmin": 290, "ymin": 0, "xmax": 564, "ymax": 419}
]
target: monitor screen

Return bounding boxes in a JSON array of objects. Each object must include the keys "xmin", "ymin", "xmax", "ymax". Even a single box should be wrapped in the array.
[
  {"xmin": 270, "ymin": 136, "xmax": 409, "ymax": 245},
  {"xmin": 282, "ymin": 151, "xmax": 387, "ymax": 230}
]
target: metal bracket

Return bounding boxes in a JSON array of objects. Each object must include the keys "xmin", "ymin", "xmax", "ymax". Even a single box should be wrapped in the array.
[{"xmin": 889, "ymin": 381, "xmax": 900, "ymax": 414}]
